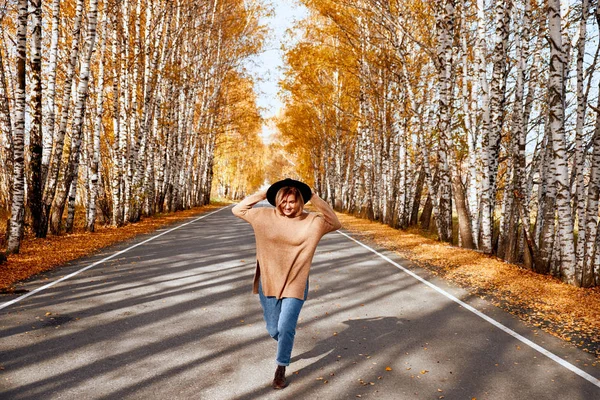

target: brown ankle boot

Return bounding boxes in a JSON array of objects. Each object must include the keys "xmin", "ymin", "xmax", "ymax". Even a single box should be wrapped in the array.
[{"xmin": 272, "ymin": 365, "xmax": 288, "ymax": 389}]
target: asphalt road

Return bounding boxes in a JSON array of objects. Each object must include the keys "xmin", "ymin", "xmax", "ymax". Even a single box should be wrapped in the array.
[{"xmin": 1, "ymin": 203, "xmax": 599, "ymax": 400}]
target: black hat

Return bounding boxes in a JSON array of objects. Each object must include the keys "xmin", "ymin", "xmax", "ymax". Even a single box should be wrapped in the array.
[{"xmin": 266, "ymin": 178, "xmax": 312, "ymax": 206}]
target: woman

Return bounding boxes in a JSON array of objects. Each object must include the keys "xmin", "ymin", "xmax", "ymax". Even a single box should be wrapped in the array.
[{"xmin": 232, "ymin": 178, "xmax": 342, "ymax": 390}]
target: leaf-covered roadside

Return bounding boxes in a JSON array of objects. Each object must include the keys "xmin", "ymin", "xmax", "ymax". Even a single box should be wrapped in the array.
[
  {"xmin": 0, "ymin": 203, "xmax": 228, "ymax": 292},
  {"xmin": 336, "ymin": 213, "xmax": 600, "ymax": 359}
]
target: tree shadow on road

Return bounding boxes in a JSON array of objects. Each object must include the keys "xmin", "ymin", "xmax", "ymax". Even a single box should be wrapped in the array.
[
  {"xmin": 234, "ymin": 295, "xmax": 600, "ymax": 400},
  {"xmin": 231, "ymin": 316, "xmax": 401, "ymax": 399},
  {"xmin": 2, "ymin": 214, "xmax": 599, "ymax": 400}
]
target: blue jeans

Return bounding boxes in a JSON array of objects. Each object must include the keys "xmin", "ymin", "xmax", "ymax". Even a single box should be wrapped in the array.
[{"xmin": 258, "ymin": 280, "xmax": 308, "ymax": 366}]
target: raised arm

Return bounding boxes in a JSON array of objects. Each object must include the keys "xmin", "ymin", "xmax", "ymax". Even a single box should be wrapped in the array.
[
  {"xmin": 232, "ymin": 189, "xmax": 267, "ymax": 221},
  {"xmin": 310, "ymin": 192, "xmax": 342, "ymax": 232}
]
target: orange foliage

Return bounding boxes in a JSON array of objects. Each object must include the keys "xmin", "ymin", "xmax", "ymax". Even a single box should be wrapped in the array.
[{"xmin": 212, "ymin": 72, "xmax": 265, "ymax": 198}]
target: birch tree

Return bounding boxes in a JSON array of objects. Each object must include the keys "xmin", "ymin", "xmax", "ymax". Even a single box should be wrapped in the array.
[
  {"xmin": 547, "ymin": 0, "xmax": 576, "ymax": 283},
  {"xmin": 50, "ymin": 0, "xmax": 100, "ymax": 234},
  {"xmin": 0, "ymin": 22, "xmax": 12, "ymax": 213},
  {"xmin": 42, "ymin": 0, "xmax": 61, "ymax": 187},
  {"xmin": 41, "ymin": 0, "xmax": 85, "ymax": 237},
  {"xmin": 87, "ymin": 4, "xmax": 108, "ymax": 232},
  {"xmin": 479, "ymin": 0, "xmax": 511, "ymax": 254},
  {"xmin": 574, "ymin": 0, "xmax": 592, "ymax": 286},
  {"xmin": 433, "ymin": 0, "xmax": 455, "ymax": 243},
  {"xmin": 6, "ymin": 0, "xmax": 27, "ymax": 254},
  {"xmin": 28, "ymin": 0, "xmax": 43, "ymax": 236}
]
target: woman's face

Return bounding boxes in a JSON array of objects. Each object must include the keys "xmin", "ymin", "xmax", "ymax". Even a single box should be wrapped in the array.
[{"xmin": 281, "ymin": 194, "xmax": 298, "ymax": 217}]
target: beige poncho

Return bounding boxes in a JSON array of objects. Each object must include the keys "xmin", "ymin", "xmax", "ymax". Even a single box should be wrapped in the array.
[{"xmin": 232, "ymin": 193, "xmax": 340, "ymax": 300}]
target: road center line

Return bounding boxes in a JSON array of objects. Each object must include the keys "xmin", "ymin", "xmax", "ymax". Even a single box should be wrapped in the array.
[
  {"xmin": 336, "ymin": 230, "xmax": 600, "ymax": 389},
  {"xmin": 0, "ymin": 206, "xmax": 231, "ymax": 311}
]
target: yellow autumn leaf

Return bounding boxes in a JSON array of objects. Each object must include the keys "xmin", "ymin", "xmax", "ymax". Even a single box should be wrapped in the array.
[{"xmin": 385, "ymin": 366, "xmax": 392, "ymax": 371}]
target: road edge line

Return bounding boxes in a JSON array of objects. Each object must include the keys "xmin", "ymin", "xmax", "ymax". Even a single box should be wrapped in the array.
[
  {"xmin": 336, "ymin": 230, "xmax": 600, "ymax": 389},
  {"xmin": 0, "ymin": 205, "xmax": 231, "ymax": 311}
]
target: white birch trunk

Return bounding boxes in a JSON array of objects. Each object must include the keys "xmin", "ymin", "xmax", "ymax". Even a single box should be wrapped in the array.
[
  {"xmin": 131, "ymin": 0, "xmax": 164, "ymax": 220},
  {"xmin": 65, "ymin": 163, "xmax": 81, "ymax": 234},
  {"xmin": 0, "ymin": 36, "xmax": 13, "ymax": 209},
  {"xmin": 42, "ymin": 0, "xmax": 61, "ymax": 185},
  {"xmin": 121, "ymin": 0, "xmax": 132, "ymax": 220},
  {"xmin": 480, "ymin": 0, "xmax": 511, "ymax": 253},
  {"xmin": 574, "ymin": 0, "xmax": 591, "ymax": 285},
  {"xmin": 126, "ymin": 0, "xmax": 143, "ymax": 222},
  {"xmin": 7, "ymin": 0, "xmax": 28, "ymax": 254},
  {"xmin": 87, "ymin": 5, "xmax": 107, "ymax": 232},
  {"xmin": 472, "ymin": 0, "xmax": 489, "ymax": 249},
  {"xmin": 536, "ymin": 122, "xmax": 555, "ymax": 273},
  {"xmin": 29, "ymin": 0, "xmax": 44, "ymax": 236},
  {"xmin": 501, "ymin": 0, "xmax": 531, "ymax": 263},
  {"xmin": 461, "ymin": 0, "xmax": 477, "ymax": 246},
  {"xmin": 434, "ymin": 0, "xmax": 455, "ymax": 243},
  {"xmin": 41, "ymin": 0, "xmax": 85, "ymax": 237},
  {"xmin": 583, "ymin": 109, "xmax": 600, "ymax": 286},
  {"xmin": 143, "ymin": 120, "xmax": 156, "ymax": 216},
  {"xmin": 51, "ymin": 0, "xmax": 100, "ymax": 233},
  {"xmin": 547, "ymin": 0, "xmax": 577, "ymax": 284},
  {"xmin": 519, "ymin": 14, "xmax": 546, "ymax": 265},
  {"xmin": 111, "ymin": 10, "xmax": 123, "ymax": 226}
]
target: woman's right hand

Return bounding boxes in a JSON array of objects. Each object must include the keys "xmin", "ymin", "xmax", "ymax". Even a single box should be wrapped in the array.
[{"xmin": 256, "ymin": 189, "xmax": 267, "ymax": 200}]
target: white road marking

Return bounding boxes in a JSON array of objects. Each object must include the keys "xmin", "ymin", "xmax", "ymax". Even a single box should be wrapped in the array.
[
  {"xmin": 0, "ymin": 206, "xmax": 230, "ymax": 311},
  {"xmin": 336, "ymin": 230, "xmax": 600, "ymax": 389}
]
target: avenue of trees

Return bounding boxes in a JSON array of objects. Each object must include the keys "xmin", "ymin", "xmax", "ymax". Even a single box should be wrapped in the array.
[
  {"xmin": 0, "ymin": 0, "xmax": 266, "ymax": 253},
  {"xmin": 277, "ymin": 0, "xmax": 600, "ymax": 287},
  {"xmin": 2, "ymin": 0, "xmax": 599, "ymax": 289}
]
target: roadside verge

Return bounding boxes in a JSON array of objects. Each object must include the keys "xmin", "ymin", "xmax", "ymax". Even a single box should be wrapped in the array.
[
  {"xmin": 336, "ymin": 212, "xmax": 600, "ymax": 360},
  {"xmin": 0, "ymin": 203, "xmax": 229, "ymax": 292}
]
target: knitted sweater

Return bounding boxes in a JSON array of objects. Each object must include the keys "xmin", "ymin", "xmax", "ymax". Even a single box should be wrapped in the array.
[{"xmin": 232, "ymin": 192, "xmax": 341, "ymax": 300}]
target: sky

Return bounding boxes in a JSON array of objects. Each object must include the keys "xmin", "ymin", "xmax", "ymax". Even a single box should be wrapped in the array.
[{"xmin": 245, "ymin": 0, "xmax": 309, "ymax": 143}]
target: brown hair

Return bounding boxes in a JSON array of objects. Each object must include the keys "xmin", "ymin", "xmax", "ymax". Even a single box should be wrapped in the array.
[{"xmin": 275, "ymin": 186, "xmax": 305, "ymax": 216}]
